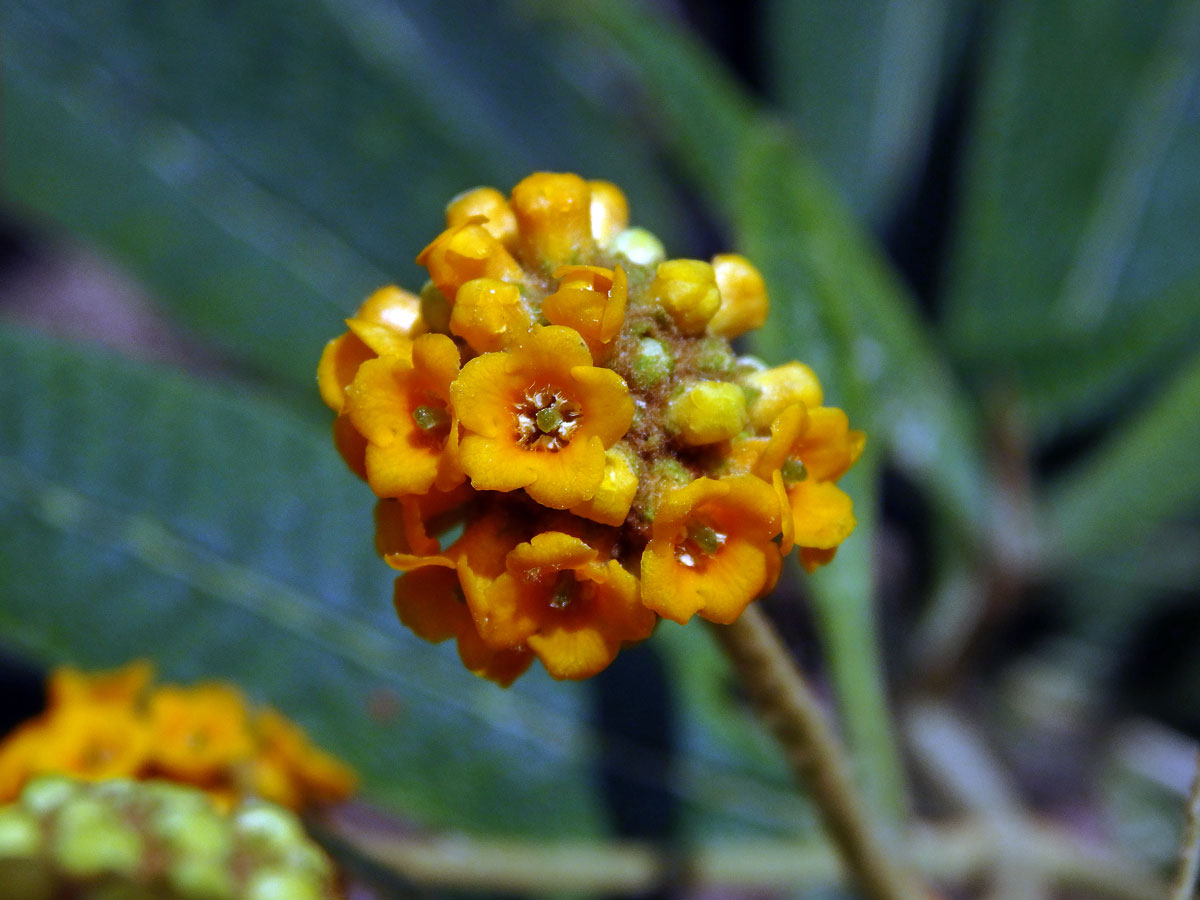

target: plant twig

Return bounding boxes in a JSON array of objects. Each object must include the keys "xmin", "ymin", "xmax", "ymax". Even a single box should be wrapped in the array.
[
  {"xmin": 1168, "ymin": 749, "xmax": 1200, "ymax": 900},
  {"xmin": 706, "ymin": 605, "xmax": 930, "ymax": 900},
  {"xmin": 320, "ymin": 809, "xmax": 1162, "ymax": 900}
]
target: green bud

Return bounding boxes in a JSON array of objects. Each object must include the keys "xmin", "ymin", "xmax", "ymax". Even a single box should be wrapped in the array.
[
  {"xmin": 611, "ymin": 227, "xmax": 665, "ymax": 267},
  {"xmin": 631, "ymin": 338, "xmax": 673, "ymax": 389},
  {"xmin": 0, "ymin": 807, "xmax": 41, "ymax": 857},
  {"xmin": 692, "ymin": 337, "xmax": 733, "ymax": 376},
  {"xmin": 53, "ymin": 798, "xmax": 143, "ymax": 879},
  {"xmin": 245, "ymin": 869, "xmax": 326, "ymax": 900},
  {"xmin": 168, "ymin": 856, "xmax": 237, "ymax": 900},
  {"xmin": 234, "ymin": 804, "xmax": 305, "ymax": 853},
  {"xmin": 21, "ymin": 776, "xmax": 78, "ymax": 817}
]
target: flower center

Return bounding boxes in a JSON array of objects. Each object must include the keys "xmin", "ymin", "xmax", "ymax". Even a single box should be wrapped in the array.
[
  {"xmin": 515, "ymin": 387, "xmax": 581, "ymax": 451},
  {"xmin": 411, "ymin": 400, "xmax": 452, "ymax": 447},
  {"xmin": 676, "ymin": 521, "xmax": 727, "ymax": 568}
]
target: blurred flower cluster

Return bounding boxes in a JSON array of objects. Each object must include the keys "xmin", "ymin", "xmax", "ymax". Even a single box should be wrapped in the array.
[
  {"xmin": 0, "ymin": 662, "xmax": 355, "ymax": 812},
  {"xmin": 0, "ymin": 776, "xmax": 343, "ymax": 900},
  {"xmin": 320, "ymin": 173, "xmax": 863, "ymax": 685}
]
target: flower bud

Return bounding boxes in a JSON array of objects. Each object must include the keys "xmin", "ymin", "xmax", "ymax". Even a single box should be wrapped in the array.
[
  {"xmin": 510, "ymin": 172, "xmax": 592, "ymax": 268},
  {"xmin": 708, "ymin": 254, "xmax": 768, "ymax": 338},
  {"xmin": 588, "ymin": 180, "xmax": 630, "ymax": 243},
  {"xmin": 446, "ymin": 186, "xmax": 518, "ymax": 249},
  {"xmin": 667, "ymin": 381, "xmax": 748, "ymax": 445},
  {"xmin": 651, "ymin": 259, "xmax": 721, "ymax": 335},
  {"xmin": 611, "ymin": 227, "xmax": 665, "ymax": 266},
  {"xmin": 741, "ymin": 362, "xmax": 824, "ymax": 429}
]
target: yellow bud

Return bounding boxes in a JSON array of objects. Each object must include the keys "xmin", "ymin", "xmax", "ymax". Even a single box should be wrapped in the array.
[
  {"xmin": 510, "ymin": 172, "xmax": 592, "ymax": 267},
  {"xmin": 417, "ymin": 223, "xmax": 523, "ymax": 302},
  {"xmin": 667, "ymin": 381, "xmax": 748, "ymax": 445},
  {"xmin": 588, "ymin": 180, "xmax": 629, "ymax": 243},
  {"xmin": 450, "ymin": 278, "xmax": 532, "ymax": 352},
  {"xmin": 612, "ymin": 227, "xmax": 665, "ymax": 266},
  {"xmin": 571, "ymin": 448, "xmax": 639, "ymax": 525},
  {"xmin": 651, "ymin": 259, "xmax": 721, "ymax": 335},
  {"xmin": 742, "ymin": 362, "xmax": 824, "ymax": 429},
  {"xmin": 708, "ymin": 254, "xmax": 768, "ymax": 338},
  {"xmin": 355, "ymin": 285, "xmax": 427, "ymax": 338},
  {"xmin": 446, "ymin": 186, "xmax": 518, "ymax": 250}
]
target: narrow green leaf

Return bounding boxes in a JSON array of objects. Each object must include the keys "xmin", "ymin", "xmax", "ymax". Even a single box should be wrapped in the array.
[
  {"xmin": 945, "ymin": 0, "xmax": 1200, "ymax": 421},
  {"xmin": 3, "ymin": 0, "xmax": 683, "ymax": 393},
  {"xmin": 0, "ymin": 323, "xmax": 816, "ymax": 838},
  {"xmin": 761, "ymin": 0, "xmax": 964, "ymax": 221},
  {"xmin": 1047, "ymin": 350, "xmax": 1200, "ymax": 561}
]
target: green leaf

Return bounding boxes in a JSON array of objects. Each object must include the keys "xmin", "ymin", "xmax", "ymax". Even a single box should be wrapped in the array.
[
  {"xmin": 761, "ymin": 0, "xmax": 968, "ymax": 222},
  {"xmin": 3, "ymin": 0, "xmax": 683, "ymax": 395},
  {"xmin": 945, "ymin": 0, "xmax": 1200, "ymax": 429},
  {"xmin": 1046, "ymin": 350, "xmax": 1200, "ymax": 562},
  {"xmin": 0, "ymin": 322, "xmax": 815, "ymax": 838}
]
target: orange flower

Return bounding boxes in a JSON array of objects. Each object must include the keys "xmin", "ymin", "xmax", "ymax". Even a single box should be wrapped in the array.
[
  {"xmin": 253, "ymin": 708, "xmax": 358, "ymax": 806},
  {"xmin": 148, "ymin": 683, "xmax": 255, "ymax": 783},
  {"xmin": 451, "ymin": 326, "xmax": 634, "ymax": 509},
  {"xmin": 416, "ymin": 220, "xmax": 523, "ymax": 303},
  {"xmin": 345, "ymin": 333, "xmax": 464, "ymax": 497},
  {"xmin": 375, "ymin": 484, "xmax": 474, "ymax": 562},
  {"xmin": 454, "ymin": 514, "xmax": 654, "ymax": 679},
  {"xmin": 33, "ymin": 703, "xmax": 152, "ymax": 782},
  {"xmin": 317, "ymin": 285, "xmax": 425, "ymax": 414},
  {"xmin": 48, "ymin": 660, "xmax": 153, "ymax": 710},
  {"xmin": 542, "ymin": 265, "xmax": 627, "ymax": 359},
  {"xmin": 640, "ymin": 475, "xmax": 786, "ymax": 624},
  {"xmin": 449, "ymin": 277, "xmax": 534, "ymax": 352},
  {"xmin": 393, "ymin": 566, "xmax": 533, "ymax": 687}
]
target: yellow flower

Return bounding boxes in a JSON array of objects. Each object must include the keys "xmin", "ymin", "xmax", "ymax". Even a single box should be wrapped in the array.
[
  {"xmin": 417, "ymin": 220, "xmax": 524, "ymax": 303},
  {"xmin": 48, "ymin": 660, "xmax": 153, "ymax": 710},
  {"xmin": 345, "ymin": 333, "xmax": 465, "ymax": 497},
  {"xmin": 253, "ymin": 709, "xmax": 358, "ymax": 806},
  {"xmin": 148, "ymin": 683, "xmax": 254, "ymax": 783},
  {"xmin": 454, "ymin": 514, "xmax": 654, "ymax": 680},
  {"xmin": 451, "ymin": 325, "xmax": 634, "ymax": 509},
  {"xmin": 34, "ymin": 703, "xmax": 152, "ymax": 782},
  {"xmin": 317, "ymin": 285, "xmax": 425, "ymax": 414},
  {"xmin": 393, "ymin": 566, "xmax": 533, "ymax": 687},
  {"xmin": 640, "ymin": 475, "xmax": 785, "ymax": 624},
  {"xmin": 449, "ymin": 277, "xmax": 534, "ymax": 352},
  {"xmin": 319, "ymin": 171, "xmax": 865, "ymax": 683},
  {"xmin": 542, "ymin": 265, "xmax": 627, "ymax": 360}
]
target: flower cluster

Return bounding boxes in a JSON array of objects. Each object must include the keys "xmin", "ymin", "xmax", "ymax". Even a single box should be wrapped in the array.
[
  {"xmin": 0, "ymin": 662, "xmax": 356, "ymax": 812},
  {"xmin": 320, "ymin": 173, "xmax": 863, "ymax": 685},
  {"xmin": 0, "ymin": 776, "xmax": 343, "ymax": 900}
]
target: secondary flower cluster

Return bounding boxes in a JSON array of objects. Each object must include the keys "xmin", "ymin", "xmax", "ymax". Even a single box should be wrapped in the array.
[
  {"xmin": 320, "ymin": 173, "xmax": 863, "ymax": 685},
  {"xmin": 0, "ymin": 777, "xmax": 343, "ymax": 900},
  {"xmin": 0, "ymin": 662, "xmax": 356, "ymax": 812}
]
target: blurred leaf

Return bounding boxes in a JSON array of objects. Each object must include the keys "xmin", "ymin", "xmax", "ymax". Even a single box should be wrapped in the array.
[
  {"xmin": 3, "ymin": 0, "xmax": 682, "ymax": 396},
  {"xmin": 945, "ymin": 0, "xmax": 1200, "ymax": 433},
  {"xmin": 0, "ymin": 322, "xmax": 816, "ymax": 838},
  {"xmin": 1047, "ymin": 350, "xmax": 1200, "ymax": 561},
  {"xmin": 761, "ymin": 0, "xmax": 968, "ymax": 222}
]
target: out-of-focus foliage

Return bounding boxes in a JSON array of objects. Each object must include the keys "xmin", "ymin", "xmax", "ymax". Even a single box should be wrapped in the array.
[{"xmin": 2, "ymin": 0, "xmax": 1199, "ymax": 878}]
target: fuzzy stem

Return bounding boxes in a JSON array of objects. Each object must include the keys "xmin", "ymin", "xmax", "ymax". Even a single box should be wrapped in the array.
[
  {"xmin": 706, "ymin": 606, "xmax": 930, "ymax": 900},
  {"xmin": 1168, "ymin": 750, "xmax": 1200, "ymax": 900}
]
